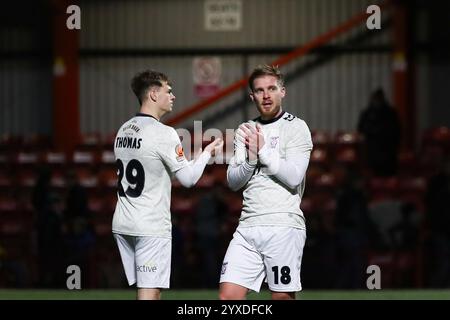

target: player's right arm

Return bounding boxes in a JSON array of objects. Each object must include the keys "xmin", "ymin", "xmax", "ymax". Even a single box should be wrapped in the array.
[{"xmin": 227, "ymin": 124, "xmax": 256, "ymax": 191}]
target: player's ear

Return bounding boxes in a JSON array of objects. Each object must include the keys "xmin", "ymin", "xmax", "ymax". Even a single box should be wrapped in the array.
[
  {"xmin": 280, "ymin": 86, "xmax": 286, "ymax": 98},
  {"xmin": 148, "ymin": 87, "xmax": 158, "ymax": 102},
  {"xmin": 249, "ymin": 92, "xmax": 255, "ymax": 102}
]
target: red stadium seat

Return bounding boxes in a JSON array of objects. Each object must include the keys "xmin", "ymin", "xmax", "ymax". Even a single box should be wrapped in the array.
[
  {"xmin": 308, "ymin": 148, "xmax": 330, "ymax": 184},
  {"xmin": 103, "ymin": 133, "xmax": 116, "ymax": 150},
  {"xmin": 422, "ymin": 126, "xmax": 450, "ymax": 150},
  {"xmin": 0, "ymin": 197, "xmax": 32, "ymax": 237},
  {"xmin": 102, "ymin": 191, "xmax": 118, "ymax": 213},
  {"xmin": 220, "ymin": 193, "xmax": 242, "ymax": 236},
  {"xmin": 78, "ymin": 132, "xmax": 102, "ymax": 151},
  {"xmin": 42, "ymin": 151, "xmax": 68, "ymax": 191},
  {"xmin": 311, "ymin": 130, "xmax": 331, "ymax": 149},
  {"xmin": 49, "ymin": 169, "xmax": 67, "ymax": 189},
  {"xmin": 0, "ymin": 197, "xmax": 18, "ymax": 213},
  {"xmin": 398, "ymin": 176, "xmax": 427, "ymax": 213},
  {"xmin": 398, "ymin": 176, "xmax": 427, "ymax": 194},
  {"xmin": 369, "ymin": 176, "xmax": 399, "ymax": 201},
  {"xmin": 211, "ymin": 165, "xmax": 228, "ymax": 187},
  {"xmin": 0, "ymin": 151, "xmax": 11, "ymax": 168},
  {"xmin": 100, "ymin": 150, "xmax": 115, "ymax": 166},
  {"xmin": 87, "ymin": 194, "xmax": 106, "ymax": 214},
  {"xmin": 75, "ymin": 168, "xmax": 99, "ymax": 189},
  {"xmin": 310, "ymin": 148, "xmax": 329, "ymax": 167},
  {"xmin": 420, "ymin": 127, "xmax": 450, "ymax": 172},
  {"xmin": 171, "ymin": 196, "xmax": 196, "ymax": 216},
  {"xmin": 196, "ymin": 173, "xmax": 215, "ymax": 188},
  {"xmin": 72, "ymin": 150, "xmax": 98, "ymax": 166},
  {"xmin": 0, "ymin": 134, "xmax": 22, "ymax": 152},
  {"xmin": 334, "ymin": 147, "xmax": 358, "ymax": 165},
  {"xmin": 333, "ymin": 131, "xmax": 363, "ymax": 167},
  {"xmin": 397, "ymin": 151, "xmax": 417, "ymax": 176},
  {"xmin": 172, "ymin": 178, "xmax": 182, "ymax": 189},
  {"xmin": 0, "ymin": 216, "xmax": 32, "ymax": 236},
  {"xmin": 13, "ymin": 151, "xmax": 40, "ymax": 178},
  {"xmin": 22, "ymin": 134, "xmax": 51, "ymax": 152},
  {"xmin": 0, "ymin": 171, "xmax": 13, "ymax": 191},
  {"xmin": 70, "ymin": 150, "xmax": 99, "ymax": 190},
  {"xmin": 92, "ymin": 219, "xmax": 112, "ymax": 237},
  {"xmin": 42, "ymin": 150, "xmax": 67, "ymax": 166},
  {"xmin": 300, "ymin": 197, "xmax": 314, "ymax": 216},
  {"xmin": 90, "ymin": 193, "xmax": 114, "ymax": 239},
  {"xmin": 320, "ymin": 197, "xmax": 337, "ymax": 214},
  {"xmin": 15, "ymin": 151, "xmax": 39, "ymax": 165},
  {"xmin": 12, "ymin": 152, "xmax": 40, "ymax": 191},
  {"xmin": 334, "ymin": 131, "xmax": 363, "ymax": 146},
  {"xmin": 419, "ymin": 145, "xmax": 446, "ymax": 178},
  {"xmin": 17, "ymin": 170, "xmax": 38, "ymax": 189},
  {"xmin": 226, "ymin": 193, "xmax": 243, "ymax": 217},
  {"xmin": 311, "ymin": 172, "xmax": 337, "ymax": 193},
  {"xmin": 98, "ymin": 167, "xmax": 118, "ymax": 190}
]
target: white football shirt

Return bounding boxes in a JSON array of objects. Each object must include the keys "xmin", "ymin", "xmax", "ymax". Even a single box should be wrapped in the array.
[
  {"xmin": 112, "ymin": 113, "xmax": 188, "ymax": 237},
  {"xmin": 233, "ymin": 111, "xmax": 313, "ymax": 229}
]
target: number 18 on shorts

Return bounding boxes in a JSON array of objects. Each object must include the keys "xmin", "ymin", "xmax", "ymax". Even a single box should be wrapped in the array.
[{"xmin": 220, "ymin": 226, "xmax": 306, "ymax": 292}]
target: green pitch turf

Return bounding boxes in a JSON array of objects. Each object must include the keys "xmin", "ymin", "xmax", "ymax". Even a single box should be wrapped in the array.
[{"xmin": 0, "ymin": 289, "xmax": 449, "ymax": 300}]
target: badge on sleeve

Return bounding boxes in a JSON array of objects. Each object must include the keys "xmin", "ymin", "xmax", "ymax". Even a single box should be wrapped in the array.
[{"xmin": 175, "ymin": 144, "xmax": 185, "ymax": 162}]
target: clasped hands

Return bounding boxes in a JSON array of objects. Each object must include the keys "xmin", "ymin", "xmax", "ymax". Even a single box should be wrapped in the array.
[{"xmin": 236, "ymin": 123, "xmax": 265, "ymax": 164}]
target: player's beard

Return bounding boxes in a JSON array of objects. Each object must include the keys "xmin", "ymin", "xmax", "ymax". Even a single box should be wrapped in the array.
[{"xmin": 258, "ymin": 102, "xmax": 281, "ymax": 120}]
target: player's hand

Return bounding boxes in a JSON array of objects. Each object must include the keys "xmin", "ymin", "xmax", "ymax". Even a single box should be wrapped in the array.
[
  {"xmin": 204, "ymin": 138, "xmax": 224, "ymax": 157},
  {"xmin": 254, "ymin": 123, "xmax": 265, "ymax": 150},
  {"xmin": 241, "ymin": 123, "xmax": 265, "ymax": 162}
]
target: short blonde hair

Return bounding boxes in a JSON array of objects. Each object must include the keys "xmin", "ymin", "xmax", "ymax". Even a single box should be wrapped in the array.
[{"xmin": 248, "ymin": 65, "xmax": 284, "ymax": 91}]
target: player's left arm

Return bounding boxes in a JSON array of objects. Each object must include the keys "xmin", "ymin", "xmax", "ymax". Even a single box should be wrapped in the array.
[
  {"xmin": 175, "ymin": 138, "xmax": 223, "ymax": 188},
  {"xmin": 258, "ymin": 120, "xmax": 313, "ymax": 189},
  {"xmin": 159, "ymin": 128, "xmax": 222, "ymax": 188}
]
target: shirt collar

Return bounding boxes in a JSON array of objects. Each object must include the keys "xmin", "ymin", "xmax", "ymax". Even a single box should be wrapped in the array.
[
  {"xmin": 135, "ymin": 113, "xmax": 159, "ymax": 121},
  {"xmin": 255, "ymin": 111, "xmax": 286, "ymax": 124}
]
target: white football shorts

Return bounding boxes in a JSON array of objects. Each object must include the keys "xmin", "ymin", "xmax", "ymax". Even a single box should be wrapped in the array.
[
  {"xmin": 219, "ymin": 225, "xmax": 306, "ymax": 292},
  {"xmin": 113, "ymin": 234, "xmax": 171, "ymax": 288}
]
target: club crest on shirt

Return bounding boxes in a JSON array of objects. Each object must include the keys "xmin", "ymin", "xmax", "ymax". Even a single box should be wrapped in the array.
[
  {"xmin": 175, "ymin": 144, "xmax": 185, "ymax": 162},
  {"xmin": 270, "ymin": 136, "xmax": 279, "ymax": 148}
]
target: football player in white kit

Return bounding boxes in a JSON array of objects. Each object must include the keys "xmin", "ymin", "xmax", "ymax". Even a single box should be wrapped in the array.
[
  {"xmin": 219, "ymin": 65, "xmax": 313, "ymax": 300},
  {"xmin": 112, "ymin": 70, "xmax": 223, "ymax": 300}
]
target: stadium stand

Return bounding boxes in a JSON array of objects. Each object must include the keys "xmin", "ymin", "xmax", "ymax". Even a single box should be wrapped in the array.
[{"xmin": 1, "ymin": 128, "xmax": 448, "ymax": 288}]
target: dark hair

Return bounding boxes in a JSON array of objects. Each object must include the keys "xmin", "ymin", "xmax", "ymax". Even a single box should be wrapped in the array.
[
  {"xmin": 131, "ymin": 70, "xmax": 169, "ymax": 105},
  {"xmin": 248, "ymin": 64, "xmax": 284, "ymax": 91}
]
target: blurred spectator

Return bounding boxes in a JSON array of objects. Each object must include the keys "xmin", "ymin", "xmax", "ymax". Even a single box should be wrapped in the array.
[
  {"xmin": 32, "ymin": 167, "xmax": 65, "ymax": 288},
  {"xmin": 171, "ymin": 214, "xmax": 184, "ymax": 287},
  {"xmin": 389, "ymin": 202, "xmax": 420, "ymax": 252},
  {"xmin": 357, "ymin": 88, "xmax": 401, "ymax": 177},
  {"xmin": 388, "ymin": 202, "xmax": 420, "ymax": 287},
  {"xmin": 194, "ymin": 184, "xmax": 227, "ymax": 288},
  {"xmin": 0, "ymin": 244, "xmax": 27, "ymax": 287},
  {"xmin": 301, "ymin": 212, "xmax": 337, "ymax": 289},
  {"xmin": 334, "ymin": 167, "xmax": 375, "ymax": 288},
  {"xmin": 424, "ymin": 157, "xmax": 450, "ymax": 287},
  {"xmin": 63, "ymin": 171, "xmax": 96, "ymax": 288}
]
